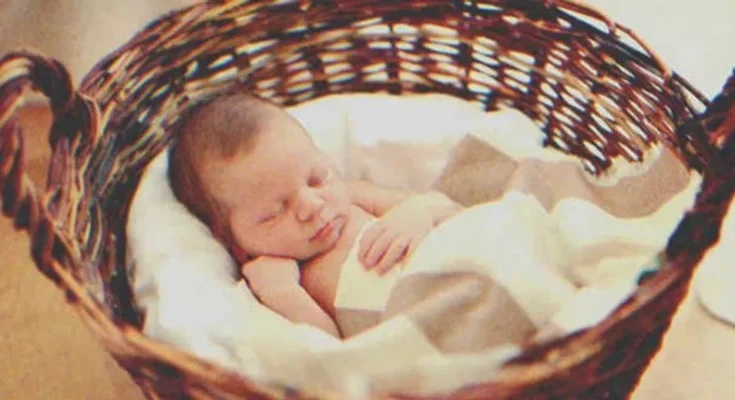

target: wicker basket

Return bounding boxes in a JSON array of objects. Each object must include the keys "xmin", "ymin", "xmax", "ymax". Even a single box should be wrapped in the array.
[{"xmin": 1, "ymin": 0, "xmax": 732, "ymax": 398}]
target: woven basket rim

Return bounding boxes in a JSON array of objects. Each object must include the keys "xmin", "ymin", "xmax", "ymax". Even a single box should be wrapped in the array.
[{"xmin": 1, "ymin": 1, "xmax": 730, "ymax": 399}]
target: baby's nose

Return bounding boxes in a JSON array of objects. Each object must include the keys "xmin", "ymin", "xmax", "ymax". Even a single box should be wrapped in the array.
[{"xmin": 296, "ymin": 189, "xmax": 325, "ymax": 222}]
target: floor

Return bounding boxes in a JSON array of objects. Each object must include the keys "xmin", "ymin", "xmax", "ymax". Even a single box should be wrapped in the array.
[
  {"xmin": 2, "ymin": 105, "xmax": 735, "ymax": 399},
  {"xmin": 0, "ymin": 106, "xmax": 143, "ymax": 399}
]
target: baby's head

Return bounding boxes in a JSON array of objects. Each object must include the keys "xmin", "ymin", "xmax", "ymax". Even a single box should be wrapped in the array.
[{"xmin": 169, "ymin": 92, "xmax": 351, "ymax": 263}]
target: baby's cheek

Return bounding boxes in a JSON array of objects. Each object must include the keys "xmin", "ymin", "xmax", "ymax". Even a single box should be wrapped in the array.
[
  {"xmin": 239, "ymin": 226, "xmax": 272, "ymax": 256},
  {"xmin": 331, "ymin": 194, "xmax": 350, "ymax": 214},
  {"xmin": 331, "ymin": 183, "xmax": 351, "ymax": 208}
]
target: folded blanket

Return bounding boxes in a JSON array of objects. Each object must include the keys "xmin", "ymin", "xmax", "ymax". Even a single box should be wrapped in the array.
[
  {"xmin": 334, "ymin": 193, "xmax": 576, "ymax": 348},
  {"xmin": 333, "ymin": 127, "xmax": 702, "ymax": 357},
  {"xmin": 434, "ymin": 121, "xmax": 701, "ymax": 291}
]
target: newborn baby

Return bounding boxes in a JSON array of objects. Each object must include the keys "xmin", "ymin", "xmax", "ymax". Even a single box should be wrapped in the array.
[{"xmin": 168, "ymin": 92, "xmax": 462, "ymax": 338}]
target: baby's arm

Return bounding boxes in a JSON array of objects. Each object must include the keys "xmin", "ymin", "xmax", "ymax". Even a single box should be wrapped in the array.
[
  {"xmin": 348, "ymin": 179, "xmax": 461, "ymax": 224},
  {"xmin": 347, "ymin": 180, "xmax": 411, "ymax": 216},
  {"xmin": 242, "ymin": 256, "xmax": 341, "ymax": 338}
]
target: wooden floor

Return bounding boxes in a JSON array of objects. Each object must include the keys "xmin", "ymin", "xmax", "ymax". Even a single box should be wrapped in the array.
[
  {"xmin": 0, "ymin": 105, "xmax": 143, "ymax": 400},
  {"xmin": 2, "ymin": 105, "xmax": 735, "ymax": 399}
]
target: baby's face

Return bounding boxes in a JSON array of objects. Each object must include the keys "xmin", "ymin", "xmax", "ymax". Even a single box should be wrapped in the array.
[{"xmin": 208, "ymin": 113, "xmax": 351, "ymax": 262}]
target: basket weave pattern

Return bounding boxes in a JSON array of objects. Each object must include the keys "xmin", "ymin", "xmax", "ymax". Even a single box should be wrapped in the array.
[{"xmin": 0, "ymin": 1, "xmax": 731, "ymax": 398}]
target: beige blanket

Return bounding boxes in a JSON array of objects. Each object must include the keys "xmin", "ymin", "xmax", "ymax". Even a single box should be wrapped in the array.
[{"xmin": 332, "ymin": 132, "xmax": 701, "ymax": 357}]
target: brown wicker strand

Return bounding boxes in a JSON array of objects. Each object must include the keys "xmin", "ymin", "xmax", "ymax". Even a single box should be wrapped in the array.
[{"xmin": 2, "ymin": 1, "xmax": 731, "ymax": 399}]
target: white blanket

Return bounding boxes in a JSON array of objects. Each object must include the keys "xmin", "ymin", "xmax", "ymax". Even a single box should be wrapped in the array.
[{"xmin": 126, "ymin": 93, "xmax": 701, "ymax": 396}]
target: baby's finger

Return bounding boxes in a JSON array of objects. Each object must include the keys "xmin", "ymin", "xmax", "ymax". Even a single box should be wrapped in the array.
[
  {"xmin": 404, "ymin": 240, "xmax": 418, "ymax": 260},
  {"xmin": 374, "ymin": 236, "xmax": 410, "ymax": 275},
  {"xmin": 362, "ymin": 230, "xmax": 399, "ymax": 269},
  {"xmin": 404, "ymin": 229, "xmax": 430, "ymax": 259},
  {"xmin": 358, "ymin": 224, "xmax": 385, "ymax": 263},
  {"xmin": 357, "ymin": 223, "xmax": 383, "ymax": 264}
]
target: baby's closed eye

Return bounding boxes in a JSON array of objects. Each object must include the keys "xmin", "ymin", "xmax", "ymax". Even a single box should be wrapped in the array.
[{"xmin": 258, "ymin": 203, "xmax": 287, "ymax": 223}]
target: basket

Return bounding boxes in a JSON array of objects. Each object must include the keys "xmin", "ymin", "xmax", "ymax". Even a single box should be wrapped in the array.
[{"xmin": 1, "ymin": 0, "xmax": 732, "ymax": 398}]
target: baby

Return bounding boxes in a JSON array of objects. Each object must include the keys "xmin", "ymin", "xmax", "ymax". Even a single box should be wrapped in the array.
[{"xmin": 169, "ymin": 92, "xmax": 462, "ymax": 338}]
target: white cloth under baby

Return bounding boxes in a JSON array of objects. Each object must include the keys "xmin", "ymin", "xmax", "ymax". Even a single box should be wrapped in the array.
[{"xmin": 126, "ymin": 94, "xmax": 705, "ymax": 397}]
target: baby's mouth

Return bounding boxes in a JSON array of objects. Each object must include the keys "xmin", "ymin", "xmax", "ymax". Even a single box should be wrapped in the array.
[{"xmin": 310, "ymin": 217, "xmax": 341, "ymax": 242}]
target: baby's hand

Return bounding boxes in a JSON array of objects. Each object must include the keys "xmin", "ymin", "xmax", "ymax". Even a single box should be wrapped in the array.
[
  {"xmin": 241, "ymin": 256, "xmax": 300, "ymax": 295},
  {"xmin": 359, "ymin": 193, "xmax": 452, "ymax": 275}
]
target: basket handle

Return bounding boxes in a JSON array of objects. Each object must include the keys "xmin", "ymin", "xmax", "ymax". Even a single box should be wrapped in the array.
[
  {"xmin": 703, "ymin": 69, "xmax": 735, "ymax": 149},
  {"xmin": 0, "ymin": 51, "xmax": 96, "ymax": 269},
  {"xmin": 672, "ymin": 67, "xmax": 735, "ymax": 171}
]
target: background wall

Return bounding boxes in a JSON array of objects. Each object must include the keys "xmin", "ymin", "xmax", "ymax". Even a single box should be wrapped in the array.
[
  {"xmin": 0, "ymin": 0, "xmax": 192, "ymax": 85},
  {"xmin": 1, "ymin": 1, "xmax": 735, "ymax": 399}
]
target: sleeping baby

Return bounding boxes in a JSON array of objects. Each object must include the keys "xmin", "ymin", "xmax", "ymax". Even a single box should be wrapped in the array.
[{"xmin": 168, "ymin": 91, "xmax": 463, "ymax": 338}]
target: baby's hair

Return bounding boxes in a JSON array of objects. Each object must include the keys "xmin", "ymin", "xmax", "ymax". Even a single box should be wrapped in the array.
[{"xmin": 168, "ymin": 90, "xmax": 280, "ymax": 247}]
